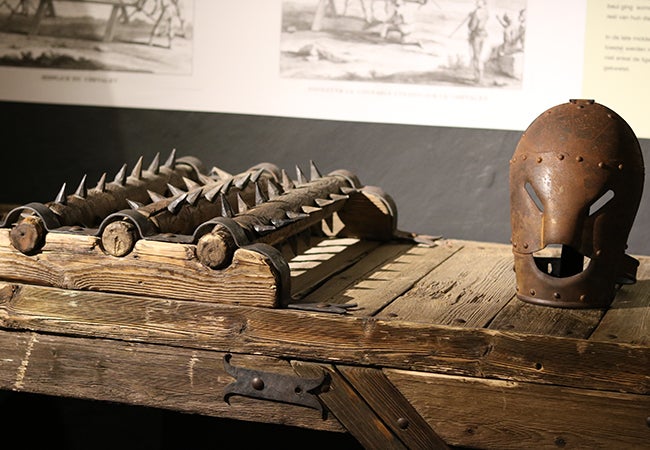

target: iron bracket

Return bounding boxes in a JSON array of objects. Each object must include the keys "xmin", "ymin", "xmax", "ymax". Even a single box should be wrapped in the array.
[{"xmin": 223, "ymin": 354, "xmax": 327, "ymax": 416}]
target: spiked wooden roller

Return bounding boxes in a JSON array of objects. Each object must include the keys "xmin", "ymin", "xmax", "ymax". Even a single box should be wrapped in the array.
[{"xmin": 0, "ymin": 151, "xmax": 399, "ymax": 307}]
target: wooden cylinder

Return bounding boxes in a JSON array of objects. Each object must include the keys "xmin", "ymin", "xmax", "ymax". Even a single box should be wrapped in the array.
[{"xmin": 9, "ymin": 215, "xmax": 46, "ymax": 255}]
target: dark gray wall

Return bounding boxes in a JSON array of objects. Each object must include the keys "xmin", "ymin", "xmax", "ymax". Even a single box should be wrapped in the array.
[{"xmin": 2, "ymin": 101, "xmax": 648, "ymax": 255}]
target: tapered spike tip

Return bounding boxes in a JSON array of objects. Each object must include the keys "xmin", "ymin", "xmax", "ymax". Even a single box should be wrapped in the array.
[
  {"xmin": 147, "ymin": 152, "xmax": 161, "ymax": 174},
  {"xmin": 54, "ymin": 183, "xmax": 67, "ymax": 205},
  {"xmin": 310, "ymin": 160, "xmax": 322, "ymax": 180},
  {"xmin": 114, "ymin": 163, "xmax": 128, "ymax": 186},
  {"xmin": 131, "ymin": 156, "xmax": 144, "ymax": 179},
  {"xmin": 74, "ymin": 174, "xmax": 88, "ymax": 199},
  {"xmin": 296, "ymin": 165, "xmax": 308, "ymax": 185},
  {"xmin": 95, "ymin": 173, "xmax": 107, "ymax": 192},
  {"xmin": 167, "ymin": 193, "xmax": 186, "ymax": 214},
  {"xmin": 147, "ymin": 190, "xmax": 166, "ymax": 203},
  {"xmin": 219, "ymin": 193, "xmax": 234, "ymax": 218},
  {"xmin": 163, "ymin": 148, "xmax": 177, "ymax": 169},
  {"xmin": 167, "ymin": 183, "xmax": 186, "ymax": 197}
]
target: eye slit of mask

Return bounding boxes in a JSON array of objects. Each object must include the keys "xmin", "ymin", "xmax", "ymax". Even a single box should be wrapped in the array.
[
  {"xmin": 588, "ymin": 189, "xmax": 615, "ymax": 216},
  {"xmin": 533, "ymin": 244, "xmax": 589, "ymax": 277},
  {"xmin": 525, "ymin": 182, "xmax": 544, "ymax": 212}
]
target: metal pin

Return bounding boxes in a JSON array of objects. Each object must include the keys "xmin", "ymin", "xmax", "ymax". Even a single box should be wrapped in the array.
[
  {"xmin": 220, "ymin": 178, "xmax": 233, "ymax": 194},
  {"xmin": 286, "ymin": 211, "xmax": 309, "ymax": 220},
  {"xmin": 74, "ymin": 174, "xmax": 88, "ymax": 199}
]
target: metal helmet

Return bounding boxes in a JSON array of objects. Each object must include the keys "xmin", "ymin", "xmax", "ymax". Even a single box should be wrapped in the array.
[{"xmin": 510, "ymin": 99, "xmax": 645, "ymax": 308}]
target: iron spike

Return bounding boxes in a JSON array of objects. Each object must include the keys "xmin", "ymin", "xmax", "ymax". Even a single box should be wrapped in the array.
[
  {"xmin": 131, "ymin": 156, "xmax": 144, "ymax": 179},
  {"xmin": 167, "ymin": 183, "xmax": 186, "ymax": 197},
  {"xmin": 236, "ymin": 192, "xmax": 249, "ymax": 213},
  {"xmin": 281, "ymin": 169, "xmax": 295, "ymax": 190},
  {"xmin": 126, "ymin": 198, "xmax": 144, "ymax": 210},
  {"xmin": 253, "ymin": 223, "xmax": 276, "ymax": 234},
  {"xmin": 203, "ymin": 183, "xmax": 223, "ymax": 202},
  {"xmin": 234, "ymin": 172, "xmax": 251, "ymax": 190},
  {"xmin": 74, "ymin": 174, "xmax": 88, "ymax": 199},
  {"xmin": 302, "ymin": 205, "xmax": 322, "ymax": 214},
  {"xmin": 340, "ymin": 186, "xmax": 357, "ymax": 194},
  {"xmin": 113, "ymin": 164, "xmax": 128, "ymax": 186},
  {"xmin": 219, "ymin": 193, "xmax": 234, "ymax": 218},
  {"xmin": 296, "ymin": 165, "xmax": 308, "ymax": 185},
  {"xmin": 186, "ymin": 190, "xmax": 202, "ymax": 206},
  {"xmin": 183, "ymin": 176, "xmax": 202, "ymax": 191},
  {"xmin": 167, "ymin": 193, "xmax": 187, "ymax": 214},
  {"xmin": 147, "ymin": 189, "xmax": 166, "ymax": 203},
  {"xmin": 198, "ymin": 173, "xmax": 214, "ymax": 185},
  {"xmin": 255, "ymin": 181, "xmax": 267, "ymax": 205},
  {"xmin": 54, "ymin": 183, "xmax": 67, "ymax": 205},
  {"xmin": 210, "ymin": 165, "xmax": 232, "ymax": 180},
  {"xmin": 286, "ymin": 210, "xmax": 310, "ymax": 220},
  {"xmin": 220, "ymin": 178, "xmax": 233, "ymax": 194},
  {"xmin": 147, "ymin": 152, "xmax": 161, "ymax": 174},
  {"xmin": 267, "ymin": 178, "xmax": 281, "ymax": 200},
  {"xmin": 95, "ymin": 173, "xmax": 107, "ymax": 193},
  {"xmin": 163, "ymin": 148, "xmax": 177, "ymax": 169},
  {"xmin": 315, "ymin": 198, "xmax": 335, "ymax": 207},
  {"xmin": 250, "ymin": 168, "xmax": 264, "ymax": 183},
  {"xmin": 310, "ymin": 160, "xmax": 322, "ymax": 180},
  {"xmin": 329, "ymin": 193, "xmax": 349, "ymax": 201},
  {"xmin": 271, "ymin": 217, "xmax": 293, "ymax": 228}
]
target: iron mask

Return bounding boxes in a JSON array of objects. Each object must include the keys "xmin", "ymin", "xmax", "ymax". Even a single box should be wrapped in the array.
[{"xmin": 510, "ymin": 99, "xmax": 644, "ymax": 308}]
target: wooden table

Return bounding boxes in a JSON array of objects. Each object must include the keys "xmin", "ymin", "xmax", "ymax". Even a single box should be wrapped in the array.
[{"xmin": 0, "ymin": 236, "xmax": 648, "ymax": 449}]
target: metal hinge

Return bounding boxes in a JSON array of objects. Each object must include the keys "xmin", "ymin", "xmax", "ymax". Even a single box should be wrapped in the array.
[{"xmin": 223, "ymin": 354, "xmax": 328, "ymax": 416}]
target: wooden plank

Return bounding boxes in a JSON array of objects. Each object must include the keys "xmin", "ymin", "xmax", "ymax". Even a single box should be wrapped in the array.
[
  {"xmin": 0, "ymin": 328, "xmax": 345, "ymax": 433},
  {"xmin": 0, "ymin": 230, "xmax": 284, "ymax": 308},
  {"xmin": 292, "ymin": 361, "xmax": 406, "ymax": 449},
  {"xmin": 384, "ymin": 368, "xmax": 650, "ymax": 449},
  {"xmin": 589, "ymin": 255, "xmax": 650, "ymax": 345},
  {"xmin": 338, "ymin": 365, "xmax": 449, "ymax": 449},
  {"xmin": 378, "ymin": 240, "xmax": 514, "ymax": 327},
  {"xmin": 289, "ymin": 238, "xmax": 381, "ymax": 299},
  {"xmin": 1, "ymin": 283, "xmax": 648, "ymax": 394},
  {"xmin": 301, "ymin": 242, "xmax": 457, "ymax": 316},
  {"xmin": 488, "ymin": 297, "xmax": 605, "ymax": 338}
]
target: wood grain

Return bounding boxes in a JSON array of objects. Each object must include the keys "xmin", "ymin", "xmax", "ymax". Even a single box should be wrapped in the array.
[{"xmin": 385, "ymin": 368, "xmax": 650, "ymax": 449}]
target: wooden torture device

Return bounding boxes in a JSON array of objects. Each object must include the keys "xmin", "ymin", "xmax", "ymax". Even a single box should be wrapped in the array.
[{"xmin": 0, "ymin": 150, "xmax": 404, "ymax": 309}]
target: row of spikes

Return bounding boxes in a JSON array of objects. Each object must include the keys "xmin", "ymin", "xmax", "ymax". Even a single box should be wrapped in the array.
[
  {"xmin": 52, "ymin": 149, "xmax": 180, "ymax": 205},
  {"xmin": 128, "ymin": 160, "xmax": 332, "ymax": 218}
]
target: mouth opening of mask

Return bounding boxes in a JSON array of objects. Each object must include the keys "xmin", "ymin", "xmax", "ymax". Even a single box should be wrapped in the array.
[{"xmin": 533, "ymin": 244, "xmax": 591, "ymax": 277}]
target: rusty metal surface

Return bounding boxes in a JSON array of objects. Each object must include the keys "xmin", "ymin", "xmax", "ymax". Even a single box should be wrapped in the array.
[{"xmin": 510, "ymin": 99, "xmax": 645, "ymax": 308}]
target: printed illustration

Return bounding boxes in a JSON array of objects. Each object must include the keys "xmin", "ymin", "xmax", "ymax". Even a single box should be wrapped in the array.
[
  {"xmin": 0, "ymin": 0, "xmax": 193, "ymax": 74},
  {"xmin": 281, "ymin": 0, "xmax": 527, "ymax": 87}
]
